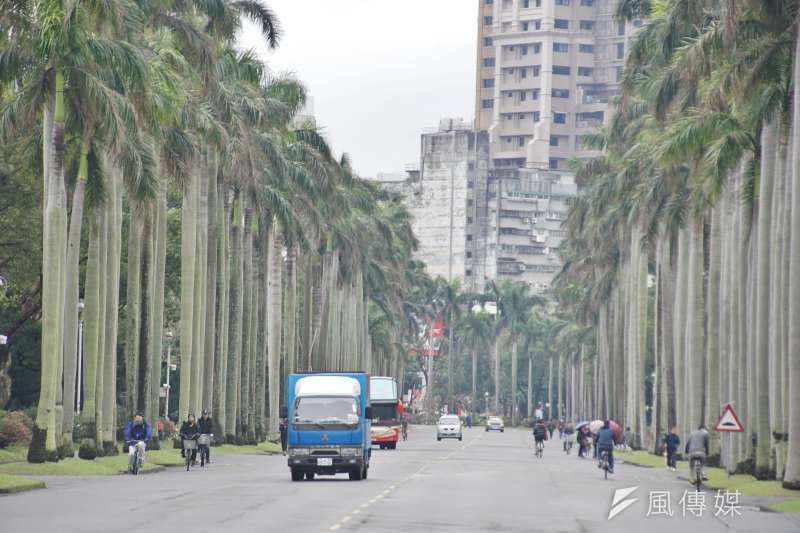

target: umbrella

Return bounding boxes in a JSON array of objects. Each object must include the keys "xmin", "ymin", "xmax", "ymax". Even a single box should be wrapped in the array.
[
  {"xmin": 609, "ymin": 420, "xmax": 623, "ymax": 443},
  {"xmin": 589, "ymin": 420, "xmax": 604, "ymax": 434},
  {"xmin": 575, "ymin": 420, "xmax": 590, "ymax": 431}
]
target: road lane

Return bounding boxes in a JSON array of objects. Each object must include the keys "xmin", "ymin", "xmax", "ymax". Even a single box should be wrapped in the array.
[{"xmin": 1, "ymin": 426, "xmax": 798, "ymax": 533}]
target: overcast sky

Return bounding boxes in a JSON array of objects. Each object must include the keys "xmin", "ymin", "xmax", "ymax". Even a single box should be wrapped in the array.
[{"xmin": 238, "ymin": 0, "xmax": 477, "ymax": 178}]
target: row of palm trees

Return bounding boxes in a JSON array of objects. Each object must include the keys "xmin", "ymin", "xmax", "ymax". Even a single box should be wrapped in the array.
[
  {"xmin": 0, "ymin": 1, "xmax": 426, "ymax": 462},
  {"xmin": 549, "ymin": 0, "xmax": 800, "ymax": 488}
]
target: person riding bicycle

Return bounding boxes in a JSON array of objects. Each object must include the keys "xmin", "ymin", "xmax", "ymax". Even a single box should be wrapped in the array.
[
  {"xmin": 197, "ymin": 410, "xmax": 214, "ymax": 464},
  {"xmin": 596, "ymin": 420, "xmax": 615, "ymax": 474},
  {"xmin": 123, "ymin": 413, "xmax": 152, "ymax": 472},
  {"xmin": 401, "ymin": 412, "xmax": 409, "ymax": 437},
  {"xmin": 685, "ymin": 424, "xmax": 709, "ymax": 481},
  {"xmin": 533, "ymin": 418, "xmax": 548, "ymax": 452},
  {"xmin": 179, "ymin": 414, "xmax": 200, "ymax": 464}
]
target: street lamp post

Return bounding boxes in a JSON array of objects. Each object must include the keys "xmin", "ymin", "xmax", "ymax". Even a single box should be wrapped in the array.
[{"xmin": 484, "ymin": 391, "xmax": 489, "ymax": 416}]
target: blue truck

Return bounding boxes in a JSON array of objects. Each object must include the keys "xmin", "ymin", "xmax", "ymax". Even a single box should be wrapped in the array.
[{"xmin": 283, "ymin": 372, "xmax": 372, "ymax": 481}]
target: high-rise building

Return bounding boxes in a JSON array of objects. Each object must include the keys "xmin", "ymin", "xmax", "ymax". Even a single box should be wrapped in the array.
[
  {"xmin": 475, "ymin": 0, "xmax": 632, "ymax": 171},
  {"xmin": 374, "ymin": 1, "xmax": 636, "ymax": 293}
]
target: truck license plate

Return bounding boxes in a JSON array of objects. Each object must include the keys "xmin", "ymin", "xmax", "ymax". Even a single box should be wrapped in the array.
[{"xmin": 317, "ymin": 457, "xmax": 333, "ymax": 466}]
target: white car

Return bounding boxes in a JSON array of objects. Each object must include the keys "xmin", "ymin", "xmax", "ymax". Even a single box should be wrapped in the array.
[
  {"xmin": 485, "ymin": 416, "xmax": 504, "ymax": 432},
  {"xmin": 437, "ymin": 415, "xmax": 462, "ymax": 441}
]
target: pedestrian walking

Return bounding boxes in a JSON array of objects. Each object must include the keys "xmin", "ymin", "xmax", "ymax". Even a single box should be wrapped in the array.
[
  {"xmin": 664, "ymin": 426, "xmax": 680, "ymax": 471},
  {"xmin": 279, "ymin": 412, "xmax": 288, "ymax": 455}
]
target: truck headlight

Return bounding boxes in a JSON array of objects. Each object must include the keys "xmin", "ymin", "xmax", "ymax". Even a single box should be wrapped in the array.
[
  {"xmin": 289, "ymin": 447, "xmax": 310, "ymax": 456},
  {"xmin": 340, "ymin": 447, "xmax": 361, "ymax": 456}
]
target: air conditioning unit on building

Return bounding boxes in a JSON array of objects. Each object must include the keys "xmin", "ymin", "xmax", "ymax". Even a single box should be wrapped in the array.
[
  {"xmin": 522, "ymin": 217, "xmax": 530, "ymax": 224},
  {"xmin": 536, "ymin": 235, "xmax": 546, "ymax": 243},
  {"xmin": 519, "ymin": 264, "xmax": 526, "ymax": 272}
]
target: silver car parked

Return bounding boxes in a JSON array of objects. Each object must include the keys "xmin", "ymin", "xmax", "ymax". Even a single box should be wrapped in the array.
[{"xmin": 437, "ymin": 415, "xmax": 462, "ymax": 441}]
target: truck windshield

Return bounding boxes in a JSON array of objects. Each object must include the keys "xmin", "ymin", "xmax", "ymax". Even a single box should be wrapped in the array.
[{"xmin": 294, "ymin": 396, "xmax": 359, "ymax": 426}]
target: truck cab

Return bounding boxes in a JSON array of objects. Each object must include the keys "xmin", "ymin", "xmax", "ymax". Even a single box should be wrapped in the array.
[{"xmin": 285, "ymin": 373, "xmax": 371, "ymax": 481}]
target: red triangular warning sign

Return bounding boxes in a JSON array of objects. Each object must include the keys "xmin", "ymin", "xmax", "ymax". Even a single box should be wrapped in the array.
[{"xmin": 715, "ymin": 404, "xmax": 744, "ymax": 433}]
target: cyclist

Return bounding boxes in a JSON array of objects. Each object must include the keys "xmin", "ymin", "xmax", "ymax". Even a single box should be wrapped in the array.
[
  {"xmin": 179, "ymin": 414, "xmax": 200, "ymax": 465},
  {"xmin": 685, "ymin": 424, "xmax": 709, "ymax": 481},
  {"xmin": 198, "ymin": 410, "xmax": 214, "ymax": 464},
  {"xmin": 596, "ymin": 420, "xmax": 615, "ymax": 474},
  {"xmin": 533, "ymin": 418, "xmax": 548, "ymax": 454},
  {"xmin": 123, "ymin": 413, "xmax": 152, "ymax": 472},
  {"xmin": 401, "ymin": 412, "xmax": 409, "ymax": 440}
]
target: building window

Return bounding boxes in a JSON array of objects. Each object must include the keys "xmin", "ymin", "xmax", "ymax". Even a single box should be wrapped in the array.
[
  {"xmin": 520, "ymin": 90, "xmax": 527, "ymax": 101},
  {"xmin": 617, "ymin": 42, "xmax": 625, "ymax": 59},
  {"xmin": 482, "ymin": 99, "xmax": 494, "ymax": 109},
  {"xmin": 467, "ymin": 217, "xmax": 474, "ymax": 224},
  {"xmin": 484, "ymin": 57, "xmax": 495, "ymax": 67},
  {"xmin": 484, "ymin": 16, "xmax": 493, "ymax": 26},
  {"xmin": 554, "ymin": 112, "xmax": 566, "ymax": 124},
  {"xmin": 554, "ymin": 19, "xmax": 569, "ymax": 29},
  {"xmin": 553, "ymin": 42, "xmax": 569, "ymax": 53},
  {"xmin": 533, "ymin": 42, "xmax": 541, "ymax": 53},
  {"xmin": 482, "ymin": 78, "xmax": 495, "ymax": 88},
  {"xmin": 553, "ymin": 65, "xmax": 571, "ymax": 75},
  {"xmin": 533, "ymin": 111, "xmax": 540, "ymax": 121},
  {"xmin": 466, "ymin": 252, "xmax": 473, "ymax": 259},
  {"xmin": 533, "ymin": 65, "xmax": 541, "ymax": 76},
  {"xmin": 521, "ymin": 45, "xmax": 528, "ymax": 55},
  {"xmin": 618, "ymin": 21, "xmax": 626, "ymax": 35},
  {"xmin": 534, "ymin": 20, "xmax": 542, "ymax": 30},
  {"xmin": 484, "ymin": 37, "xmax": 493, "ymax": 46},
  {"xmin": 616, "ymin": 66, "xmax": 624, "ymax": 81},
  {"xmin": 532, "ymin": 89, "xmax": 540, "ymax": 99},
  {"xmin": 580, "ymin": 0, "xmax": 593, "ymax": 5},
  {"xmin": 633, "ymin": 18, "xmax": 643, "ymax": 27},
  {"xmin": 467, "ymin": 235, "xmax": 473, "ymax": 241},
  {"xmin": 549, "ymin": 158, "xmax": 560, "ymax": 169},
  {"xmin": 535, "ymin": 0, "xmax": 541, "ymax": 6},
  {"xmin": 518, "ymin": 136, "xmax": 526, "ymax": 147},
  {"xmin": 467, "ymin": 199, "xmax": 474, "ymax": 207},
  {"xmin": 522, "ymin": 21, "xmax": 529, "ymax": 31},
  {"xmin": 523, "ymin": 0, "xmax": 530, "ymax": 7},
  {"xmin": 468, "ymin": 180, "xmax": 475, "ymax": 188},
  {"xmin": 580, "ymin": 20, "xmax": 595, "ymax": 30},
  {"xmin": 579, "ymin": 43, "xmax": 595, "ymax": 53},
  {"xmin": 552, "ymin": 88, "xmax": 569, "ymax": 98},
  {"xmin": 485, "ymin": 0, "xmax": 493, "ymax": 3},
  {"xmin": 506, "ymin": 114, "xmax": 512, "ymax": 120},
  {"xmin": 550, "ymin": 135, "xmax": 560, "ymax": 146},
  {"xmin": 555, "ymin": 0, "xmax": 569, "ymax": 5},
  {"xmin": 578, "ymin": 67, "xmax": 593, "ymax": 76},
  {"xmin": 520, "ymin": 67, "xmax": 527, "ymax": 78},
  {"xmin": 519, "ymin": 113, "xmax": 526, "ymax": 119},
  {"xmin": 466, "ymin": 269, "xmax": 473, "ymax": 276}
]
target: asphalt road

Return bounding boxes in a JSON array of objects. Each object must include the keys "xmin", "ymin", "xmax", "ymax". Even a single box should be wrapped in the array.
[{"xmin": 2, "ymin": 426, "xmax": 798, "ymax": 533}]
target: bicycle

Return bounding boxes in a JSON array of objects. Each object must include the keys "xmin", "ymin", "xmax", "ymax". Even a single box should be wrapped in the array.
[
  {"xmin": 563, "ymin": 440, "xmax": 573, "ymax": 455},
  {"xmin": 183, "ymin": 437, "xmax": 198, "ymax": 471},
  {"xmin": 535, "ymin": 439, "xmax": 544, "ymax": 458},
  {"xmin": 599, "ymin": 450, "xmax": 610, "ymax": 480},
  {"xmin": 127, "ymin": 440, "xmax": 145, "ymax": 475},
  {"xmin": 690, "ymin": 456, "xmax": 704, "ymax": 490},
  {"xmin": 198, "ymin": 434, "xmax": 212, "ymax": 467}
]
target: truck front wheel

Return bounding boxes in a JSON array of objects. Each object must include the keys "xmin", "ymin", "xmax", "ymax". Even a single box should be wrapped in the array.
[
  {"xmin": 349, "ymin": 466, "xmax": 363, "ymax": 481},
  {"xmin": 291, "ymin": 468, "xmax": 303, "ymax": 482}
]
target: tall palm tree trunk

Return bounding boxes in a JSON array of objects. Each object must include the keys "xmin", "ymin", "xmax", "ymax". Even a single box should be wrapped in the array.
[
  {"xmin": 179, "ymin": 170, "xmax": 197, "ymax": 421},
  {"xmin": 61, "ymin": 139, "xmax": 89, "ymax": 456},
  {"xmin": 755, "ymin": 121, "xmax": 777, "ymax": 479},
  {"xmin": 225, "ymin": 193, "xmax": 243, "ymax": 441},
  {"xmin": 267, "ymin": 221, "xmax": 284, "ymax": 437}
]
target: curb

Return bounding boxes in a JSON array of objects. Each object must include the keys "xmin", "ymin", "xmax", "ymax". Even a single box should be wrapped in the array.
[{"xmin": 0, "ymin": 479, "xmax": 47, "ymax": 494}]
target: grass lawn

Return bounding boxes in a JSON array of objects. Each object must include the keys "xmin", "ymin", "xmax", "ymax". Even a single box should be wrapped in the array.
[
  {"xmin": 0, "ymin": 456, "xmax": 163, "ymax": 476},
  {"xmin": 0, "ymin": 473, "xmax": 46, "ymax": 494},
  {"xmin": 214, "ymin": 440, "xmax": 282, "ymax": 456},
  {"xmin": 769, "ymin": 499, "xmax": 800, "ymax": 513},
  {"xmin": 622, "ymin": 450, "xmax": 800, "ymax": 508},
  {"xmin": 0, "ymin": 444, "xmax": 29, "ymax": 464}
]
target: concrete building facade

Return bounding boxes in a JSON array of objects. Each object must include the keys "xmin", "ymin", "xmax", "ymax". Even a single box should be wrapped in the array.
[{"xmin": 475, "ymin": 0, "xmax": 633, "ymax": 171}]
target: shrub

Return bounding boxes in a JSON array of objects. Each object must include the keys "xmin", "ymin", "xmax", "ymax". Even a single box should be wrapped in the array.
[{"xmin": 0, "ymin": 411, "xmax": 33, "ymax": 447}]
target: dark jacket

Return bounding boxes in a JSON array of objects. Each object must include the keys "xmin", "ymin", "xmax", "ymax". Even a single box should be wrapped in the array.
[
  {"xmin": 123, "ymin": 421, "xmax": 153, "ymax": 443},
  {"xmin": 180, "ymin": 421, "xmax": 200, "ymax": 439},
  {"xmin": 664, "ymin": 433, "xmax": 680, "ymax": 452},
  {"xmin": 533, "ymin": 423, "xmax": 548, "ymax": 440},
  {"xmin": 597, "ymin": 427, "xmax": 615, "ymax": 449},
  {"xmin": 198, "ymin": 416, "xmax": 213, "ymax": 434}
]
